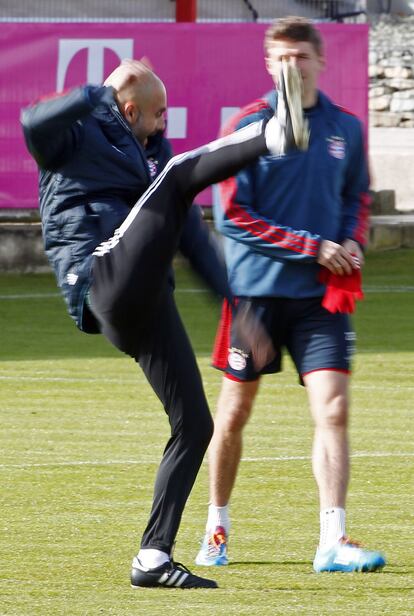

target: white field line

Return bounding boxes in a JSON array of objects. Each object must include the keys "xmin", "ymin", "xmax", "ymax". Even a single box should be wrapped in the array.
[
  {"xmin": 0, "ymin": 374, "xmax": 414, "ymax": 394},
  {"xmin": 0, "ymin": 293, "xmax": 61, "ymax": 300},
  {"xmin": 365, "ymin": 286, "xmax": 414, "ymax": 292},
  {"xmin": 0, "ymin": 451, "xmax": 413, "ymax": 470},
  {"xmin": 0, "ymin": 285, "xmax": 414, "ymax": 302},
  {"xmin": 0, "ymin": 289, "xmax": 207, "ymax": 300},
  {"xmin": 0, "ymin": 374, "xmax": 144, "ymax": 384},
  {"xmin": 1, "ymin": 374, "xmax": 413, "ymax": 392}
]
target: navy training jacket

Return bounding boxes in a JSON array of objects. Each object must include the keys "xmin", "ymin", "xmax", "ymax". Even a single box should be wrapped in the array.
[
  {"xmin": 21, "ymin": 85, "xmax": 230, "ymax": 333},
  {"xmin": 214, "ymin": 90, "xmax": 370, "ymax": 299}
]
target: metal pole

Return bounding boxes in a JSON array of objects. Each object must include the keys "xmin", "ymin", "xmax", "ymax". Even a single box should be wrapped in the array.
[{"xmin": 176, "ymin": 0, "xmax": 197, "ymax": 22}]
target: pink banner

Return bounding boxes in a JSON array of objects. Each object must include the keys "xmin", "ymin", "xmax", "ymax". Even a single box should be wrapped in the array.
[{"xmin": 0, "ymin": 23, "xmax": 368, "ymax": 208}]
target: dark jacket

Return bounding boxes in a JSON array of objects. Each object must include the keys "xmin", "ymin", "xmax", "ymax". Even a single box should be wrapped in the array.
[
  {"xmin": 21, "ymin": 85, "xmax": 230, "ymax": 332},
  {"xmin": 214, "ymin": 90, "xmax": 370, "ymax": 298}
]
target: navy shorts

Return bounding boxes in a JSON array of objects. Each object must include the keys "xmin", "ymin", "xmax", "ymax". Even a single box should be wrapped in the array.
[{"xmin": 212, "ymin": 297, "xmax": 355, "ymax": 382}]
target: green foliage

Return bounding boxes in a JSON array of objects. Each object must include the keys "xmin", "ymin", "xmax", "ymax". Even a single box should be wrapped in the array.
[{"xmin": 0, "ymin": 250, "xmax": 413, "ymax": 615}]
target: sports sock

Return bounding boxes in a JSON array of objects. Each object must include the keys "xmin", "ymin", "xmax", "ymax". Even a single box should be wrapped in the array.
[
  {"xmin": 319, "ymin": 507, "xmax": 346, "ymax": 549},
  {"xmin": 206, "ymin": 504, "xmax": 230, "ymax": 536},
  {"xmin": 137, "ymin": 548, "xmax": 170, "ymax": 569}
]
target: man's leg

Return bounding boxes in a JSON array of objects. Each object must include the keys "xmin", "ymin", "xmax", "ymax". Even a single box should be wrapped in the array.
[
  {"xmin": 196, "ymin": 297, "xmax": 281, "ymax": 566},
  {"xmin": 125, "ymin": 291, "xmax": 218, "ymax": 588},
  {"xmin": 209, "ymin": 378, "xmax": 260, "ymax": 507},
  {"xmin": 89, "ymin": 120, "xmax": 274, "ymax": 342},
  {"xmin": 304, "ymin": 369, "xmax": 386, "ymax": 573},
  {"xmin": 305, "ymin": 368, "xmax": 349, "ymax": 555},
  {"xmin": 195, "ymin": 297, "xmax": 282, "ymax": 566},
  {"xmin": 136, "ymin": 291, "xmax": 214, "ymax": 553},
  {"xmin": 289, "ymin": 298, "xmax": 385, "ymax": 573},
  {"xmin": 194, "ymin": 378, "xmax": 259, "ymax": 566},
  {"xmin": 304, "ymin": 369, "xmax": 349, "ymax": 513}
]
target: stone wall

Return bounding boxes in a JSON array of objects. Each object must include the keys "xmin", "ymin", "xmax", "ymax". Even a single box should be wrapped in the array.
[
  {"xmin": 1, "ymin": 214, "xmax": 413, "ymax": 274},
  {"xmin": 369, "ymin": 15, "xmax": 414, "ymax": 126},
  {"xmin": 0, "ymin": 223, "xmax": 49, "ymax": 273}
]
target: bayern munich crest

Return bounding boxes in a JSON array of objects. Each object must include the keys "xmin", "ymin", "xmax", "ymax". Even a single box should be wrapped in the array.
[
  {"xmin": 327, "ymin": 136, "xmax": 346, "ymax": 159},
  {"xmin": 228, "ymin": 348, "xmax": 248, "ymax": 371},
  {"xmin": 147, "ymin": 158, "xmax": 158, "ymax": 178}
]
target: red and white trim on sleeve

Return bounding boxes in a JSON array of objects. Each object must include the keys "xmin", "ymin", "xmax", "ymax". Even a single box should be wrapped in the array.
[
  {"xmin": 353, "ymin": 191, "xmax": 371, "ymax": 246},
  {"xmin": 218, "ymin": 100, "xmax": 319, "ymax": 258}
]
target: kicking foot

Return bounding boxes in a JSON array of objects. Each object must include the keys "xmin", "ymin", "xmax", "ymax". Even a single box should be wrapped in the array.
[{"xmin": 266, "ymin": 59, "xmax": 309, "ymax": 156}]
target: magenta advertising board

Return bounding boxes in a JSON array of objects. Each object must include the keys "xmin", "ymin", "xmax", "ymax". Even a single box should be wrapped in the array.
[{"xmin": 0, "ymin": 22, "xmax": 368, "ymax": 208}]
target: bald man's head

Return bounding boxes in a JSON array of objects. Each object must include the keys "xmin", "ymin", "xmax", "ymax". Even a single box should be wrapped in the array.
[{"xmin": 104, "ymin": 59, "xmax": 167, "ymax": 146}]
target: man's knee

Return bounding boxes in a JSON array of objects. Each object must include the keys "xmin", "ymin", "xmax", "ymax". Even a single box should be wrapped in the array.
[
  {"xmin": 311, "ymin": 391, "xmax": 349, "ymax": 429},
  {"xmin": 180, "ymin": 406, "xmax": 214, "ymax": 452},
  {"xmin": 305, "ymin": 370, "xmax": 349, "ymax": 429},
  {"xmin": 321, "ymin": 394, "xmax": 348, "ymax": 428},
  {"xmin": 215, "ymin": 377, "xmax": 259, "ymax": 433}
]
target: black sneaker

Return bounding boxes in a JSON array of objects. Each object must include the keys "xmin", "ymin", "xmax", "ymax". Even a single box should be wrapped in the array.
[{"xmin": 131, "ymin": 556, "xmax": 218, "ymax": 589}]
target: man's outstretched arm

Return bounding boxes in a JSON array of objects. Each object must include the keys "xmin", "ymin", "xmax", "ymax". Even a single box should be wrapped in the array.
[{"xmin": 21, "ymin": 85, "xmax": 114, "ymax": 169}]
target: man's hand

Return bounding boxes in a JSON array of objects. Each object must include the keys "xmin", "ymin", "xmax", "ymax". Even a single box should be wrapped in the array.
[
  {"xmin": 341, "ymin": 238, "xmax": 364, "ymax": 268},
  {"xmin": 103, "ymin": 60, "xmax": 135, "ymax": 92},
  {"xmin": 317, "ymin": 239, "xmax": 360, "ymax": 276},
  {"xmin": 232, "ymin": 302, "xmax": 276, "ymax": 372}
]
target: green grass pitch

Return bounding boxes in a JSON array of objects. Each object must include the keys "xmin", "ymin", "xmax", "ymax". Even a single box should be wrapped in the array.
[{"xmin": 0, "ymin": 249, "xmax": 413, "ymax": 615}]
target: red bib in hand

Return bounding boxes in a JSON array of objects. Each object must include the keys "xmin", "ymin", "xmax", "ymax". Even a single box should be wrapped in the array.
[{"xmin": 319, "ymin": 268, "xmax": 364, "ymax": 314}]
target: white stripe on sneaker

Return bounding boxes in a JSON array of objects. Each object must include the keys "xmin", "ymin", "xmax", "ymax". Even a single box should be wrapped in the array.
[
  {"xmin": 158, "ymin": 572, "xmax": 170, "ymax": 584},
  {"xmin": 175, "ymin": 572, "xmax": 189, "ymax": 587},
  {"xmin": 165, "ymin": 570, "xmax": 182, "ymax": 586}
]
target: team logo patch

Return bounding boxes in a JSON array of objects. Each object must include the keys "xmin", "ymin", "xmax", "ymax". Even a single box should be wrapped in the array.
[
  {"xmin": 228, "ymin": 347, "xmax": 248, "ymax": 371},
  {"xmin": 147, "ymin": 158, "xmax": 158, "ymax": 178},
  {"xmin": 66, "ymin": 272, "xmax": 78, "ymax": 285},
  {"xmin": 327, "ymin": 136, "xmax": 346, "ymax": 159}
]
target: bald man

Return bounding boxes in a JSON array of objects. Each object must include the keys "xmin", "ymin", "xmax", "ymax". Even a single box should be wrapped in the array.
[
  {"xmin": 21, "ymin": 58, "xmax": 296, "ymax": 588},
  {"xmin": 104, "ymin": 59, "xmax": 167, "ymax": 147}
]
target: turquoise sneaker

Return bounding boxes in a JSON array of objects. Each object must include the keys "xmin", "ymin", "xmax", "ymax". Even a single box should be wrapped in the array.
[
  {"xmin": 313, "ymin": 537, "xmax": 386, "ymax": 573},
  {"xmin": 195, "ymin": 526, "xmax": 229, "ymax": 566}
]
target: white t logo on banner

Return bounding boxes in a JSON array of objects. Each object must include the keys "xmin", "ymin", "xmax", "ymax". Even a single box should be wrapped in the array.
[
  {"xmin": 57, "ymin": 39, "xmax": 134, "ymax": 91},
  {"xmin": 56, "ymin": 42, "xmax": 240, "ymax": 141},
  {"xmin": 166, "ymin": 108, "xmax": 187, "ymax": 139}
]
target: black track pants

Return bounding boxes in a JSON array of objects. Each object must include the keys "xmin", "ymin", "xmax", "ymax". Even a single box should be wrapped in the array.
[
  {"xmin": 89, "ymin": 120, "xmax": 269, "ymax": 552},
  {"xmin": 137, "ymin": 289, "xmax": 213, "ymax": 552}
]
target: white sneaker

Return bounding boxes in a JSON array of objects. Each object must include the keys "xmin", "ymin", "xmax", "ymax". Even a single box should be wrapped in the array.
[
  {"xmin": 195, "ymin": 526, "xmax": 229, "ymax": 566},
  {"xmin": 278, "ymin": 59, "xmax": 309, "ymax": 151},
  {"xmin": 313, "ymin": 537, "xmax": 386, "ymax": 573}
]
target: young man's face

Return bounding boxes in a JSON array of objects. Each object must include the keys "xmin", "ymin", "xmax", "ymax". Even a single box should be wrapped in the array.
[{"xmin": 266, "ymin": 38, "xmax": 325, "ymax": 106}]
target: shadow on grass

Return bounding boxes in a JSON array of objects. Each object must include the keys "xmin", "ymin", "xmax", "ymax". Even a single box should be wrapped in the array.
[
  {"xmin": 228, "ymin": 561, "xmax": 411, "ymax": 580},
  {"xmin": 229, "ymin": 561, "xmax": 310, "ymax": 567}
]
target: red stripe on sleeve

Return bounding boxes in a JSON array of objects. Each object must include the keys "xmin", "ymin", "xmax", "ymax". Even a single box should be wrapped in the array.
[
  {"xmin": 335, "ymin": 104, "xmax": 370, "ymax": 247},
  {"xmin": 220, "ymin": 175, "xmax": 318, "ymax": 257},
  {"xmin": 218, "ymin": 100, "xmax": 319, "ymax": 258},
  {"xmin": 353, "ymin": 191, "xmax": 371, "ymax": 246}
]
